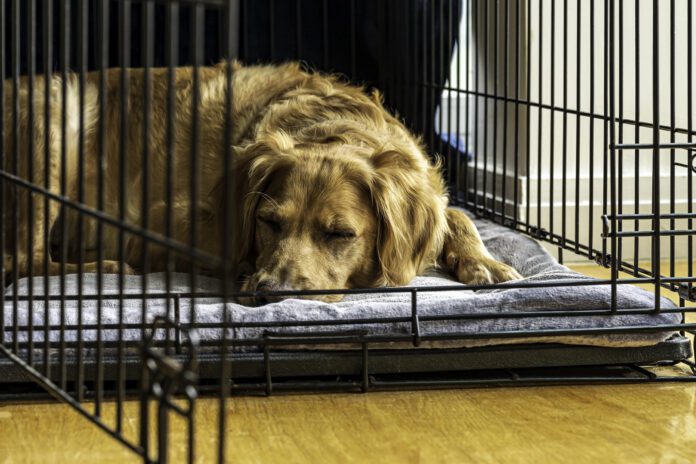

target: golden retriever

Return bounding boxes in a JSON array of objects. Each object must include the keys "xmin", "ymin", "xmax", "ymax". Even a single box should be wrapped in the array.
[{"xmin": 2, "ymin": 61, "xmax": 521, "ymax": 304}]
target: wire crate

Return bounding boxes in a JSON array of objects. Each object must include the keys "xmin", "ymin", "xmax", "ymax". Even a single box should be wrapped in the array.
[{"xmin": 0, "ymin": 0, "xmax": 694, "ymax": 462}]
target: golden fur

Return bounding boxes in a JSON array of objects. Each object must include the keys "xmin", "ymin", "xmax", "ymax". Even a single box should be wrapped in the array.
[{"xmin": 2, "ymin": 62, "xmax": 520, "ymax": 303}]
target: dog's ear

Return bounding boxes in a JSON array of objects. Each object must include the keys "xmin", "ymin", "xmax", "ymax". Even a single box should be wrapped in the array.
[
  {"xmin": 369, "ymin": 146, "xmax": 448, "ymax": 286},
  {"xmin": 211, "ymin": 134, "xmax": 294, "ymax": 267}
]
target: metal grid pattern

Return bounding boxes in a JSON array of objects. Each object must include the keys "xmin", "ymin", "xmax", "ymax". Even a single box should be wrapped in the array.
[{"xmin": 0, "ymin": 0, "xmax": 694, "ymax": 462}]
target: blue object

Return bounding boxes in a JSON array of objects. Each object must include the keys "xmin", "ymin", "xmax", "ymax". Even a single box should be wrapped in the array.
[{"xmin": 438, "ymin": 132, "xmax": 473, "ymax": 161}]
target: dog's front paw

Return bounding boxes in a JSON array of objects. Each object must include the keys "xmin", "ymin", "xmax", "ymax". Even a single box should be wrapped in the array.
[
  {"xmin": 83, "ymin": 260, "xmax": 136, "ymax": 275},
  {"xmin": 446, "ymin": 253, "xmax": 522, "ymax": 285},
  {"xmin": 3, "ymin": 256, "xmax": 14, "ymax": 286},
  {"xmin": 486, "ymin": 260, "xmax": 523, "ymax": 283},
  {"xmin": 105, "ymin": 261, "xmax": 135, "ymax": 275},
  {"xmin": 3, "ymin": 255, "xmax": 13, "ymax": 273}
]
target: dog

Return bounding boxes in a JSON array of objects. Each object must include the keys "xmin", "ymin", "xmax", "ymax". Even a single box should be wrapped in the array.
[{"xmin": 2, "ymin": 61, "xmax": 521, "ymax": 304}]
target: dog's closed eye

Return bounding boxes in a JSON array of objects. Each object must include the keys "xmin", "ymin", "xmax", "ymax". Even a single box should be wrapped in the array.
[
  {"xmin": 257, "ymin": 214, "xmax": 282, "ymax": 233},
  {"xmin": 324, "ymin": 229, "xmax": 356, "ymax": 240}
]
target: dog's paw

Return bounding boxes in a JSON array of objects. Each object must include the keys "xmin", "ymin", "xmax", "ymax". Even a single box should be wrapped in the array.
[
  {"xmin": 3, "ymin": 255, "xmax": 13, "ymax": 273},
  {"xmin": 2, "ymin": 255, "xmax": 28, "ymax": 282},
  {"xmin": 104, "ymin": 261, "xmax": 135, "ymax": 275},
  {"xmin": 486, "ymin": 260, "xmax": 523, "ymax": 283},
  {"xmin": 117, "ymin": 262, "xmax": 136, "ymax": 275},
  {"xmin": 83, "ymin": 260, "xmax": 136, "ymax": 275},
  {"xmin": 3, "ymin": 256, "xmax": 14, "ymax": 286},
  {"xmin": 446, "ymin": 252, "xmax": 522, "ymax": 285}
]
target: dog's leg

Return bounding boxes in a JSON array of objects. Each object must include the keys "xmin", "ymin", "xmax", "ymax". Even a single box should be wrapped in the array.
[
  {"xmin": 2, "ymin": 75, "xmax": 135, "ymax": 284},
  {"xmin": 439, "ymin": 208, "xmax": 522, "ymax": 284},
  {"xmin": 5, "ymin": 193, "xmax": 135, "ymax": 281},
  {"xmin": 124, "ymin": 200, "xmax": 220, "ymax": 273},
  {"xmin": 2, "ymin": 77, "xmax": 63, "ymax": 283}
]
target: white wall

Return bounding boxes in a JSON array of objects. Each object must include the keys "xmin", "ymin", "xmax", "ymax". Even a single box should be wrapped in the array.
[{"xmin": 438, "ymin": 0, "xmax": 695, "ymax": 262}]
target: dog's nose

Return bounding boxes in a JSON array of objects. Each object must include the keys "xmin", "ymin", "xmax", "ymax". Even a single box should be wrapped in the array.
[
  {"xmin": 255, "ymin": 280, "xmax": 288, "ymax": 305},
  {"xmin": 256, "ymin": 279, "xmax": 276, "ymax": 292}
]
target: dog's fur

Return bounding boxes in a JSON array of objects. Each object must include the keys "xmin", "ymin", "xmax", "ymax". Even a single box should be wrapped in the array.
[{"xmin": 2, "ymin": 62, "xmax": 520, "ymax": 303}]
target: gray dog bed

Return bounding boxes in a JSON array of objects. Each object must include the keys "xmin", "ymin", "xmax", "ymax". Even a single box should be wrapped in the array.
[{"xmin": 3, "ymin": 209, "xmax": 684, "ymax": 353}]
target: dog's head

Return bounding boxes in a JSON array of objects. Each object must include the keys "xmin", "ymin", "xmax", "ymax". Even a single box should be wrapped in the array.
[{"xmin": 227, "ymin": 124, "xmax": 447, "ymax": 306}]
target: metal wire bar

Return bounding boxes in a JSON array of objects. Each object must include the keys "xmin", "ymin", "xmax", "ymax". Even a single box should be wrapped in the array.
[
  {"xmin": 117, "ymin": 0, "xmax": 131, "ymax": 433},
  {"xmin": 189, "ymin": 2, "xmax": 204, "ymax": 333},
  {"xmin": 617, "ymin": 0, "xmax": 624, "ymax": 283},
  {"xmin": 218, "ymin": 1, "xmax": 239, "ymax": 461},
  {"xmin": 688, "ymin": 0, "xmax": 694, "ymax": 303},
  {"xmin": 75, "ymin": 0, "xmax": 88, "ymax": 403},
  {"xmin": 473, "ymin": 0, "xmax": 479, "ymax": 211},
  {"xmin": 95, "ymin": 0, "xmax": 107, "ymax": 418},
  {"xmin": 42, "ymin": 0, "xmax": 52, "ymax": 379},
  {"xmin": 26, "ymin": 0, "xmax": 36, "ymax": 369},
  {"xmin": 669, "ymin": 0, "xmax": 676, "ymax": 294},
  {"xmin": 573, "ymin": 0, "xmax": 581, "ymax": 254},
  {"xmin": 10, "ymin": 0, "xmax": 19, "ymax": 364},
  {"xmin": 491, "ymin": 0, "xmax": 498, "ymax": 217},
  {"xmin": 5, "ymin": 322, "xmax": 684, "ymax": 351},
  {"xmin": 3, "ymin": 304, "xmax": 696, "ymax": 340},
  {"xmin": 141, "ymin": 316, "xmax": 198, "ymax": 464},
  {"xmin": 6, "ymin": 275, "xmax": 696, "ymax": 308},
  {"xmin": 482, "ymin": 0, "xmax": 489, "ymax": 213},
  {"xmin": 609, "ymin": 0, "xmax": 618, "ymax": 312},
  {"xmin": 58, "ymin": 0, "xmax": 70, "ymax": 392},
  {"xmin": 0, "ymin": 0, "xmax": 6, "ymax": 349},
  {"xmin": 139, "ymin": 0, "xmax": 155, "ymax": 456},
  {"xmin": 0, "ymin": 344, "xmax": 148, "ymax": 461},
  {"xmin": 165, "ymin": 0, "xmax": 180, "ymax": 361},
  {"xmin": 502, "ymin": 0, "xmax": 509, "ymax": 223},
  {"xmin": 651, "ymin": 0, "xmax": 661, "ymax": 311},
  {"xmin": 633, "ymin": 0, "xmax": 640, "ymax": 278}
]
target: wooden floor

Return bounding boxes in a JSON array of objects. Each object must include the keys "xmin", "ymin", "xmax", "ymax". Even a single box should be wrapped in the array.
[{"xmin": 0, "ymin": 262, "xmax": 694, "ymax": 463}]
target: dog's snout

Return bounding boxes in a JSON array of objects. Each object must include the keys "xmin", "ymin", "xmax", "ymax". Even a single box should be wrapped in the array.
[
  {"xmin": 255, "ymin": 279, "xmax": 274, "ymax": 292},
  {"xmin": 255, "ymin": 279, "xmax": 291, "ymax": 305}
]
